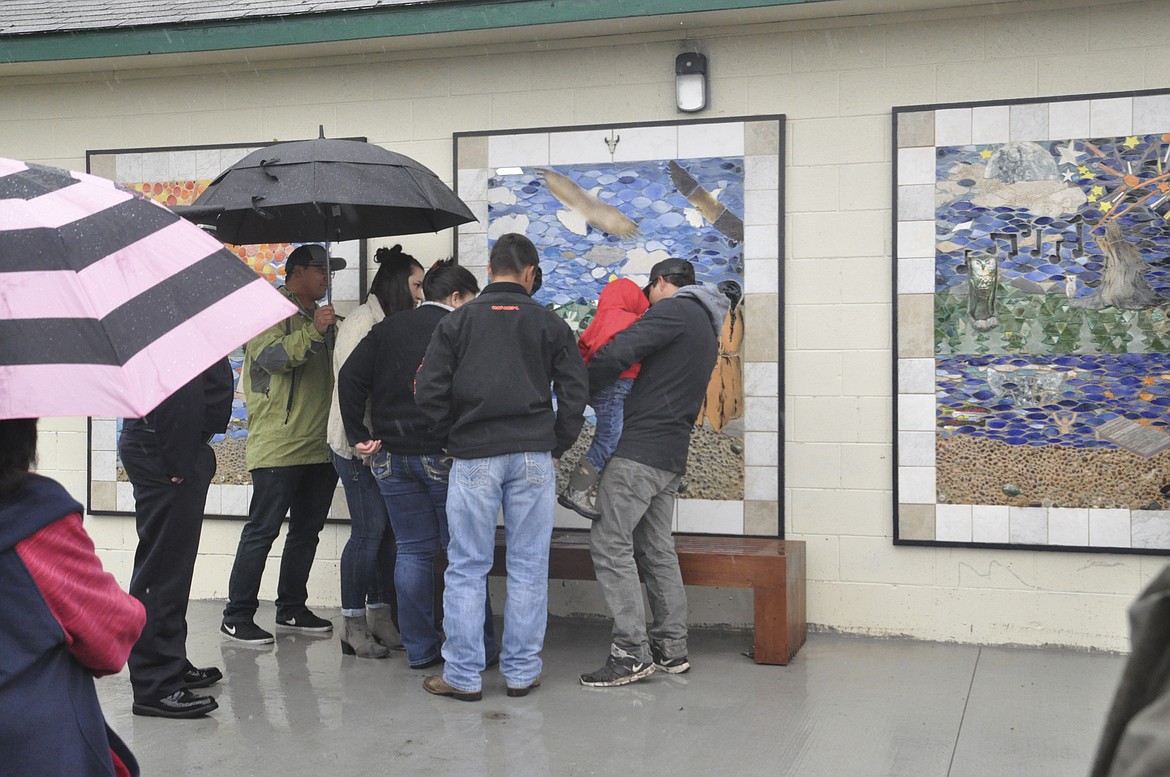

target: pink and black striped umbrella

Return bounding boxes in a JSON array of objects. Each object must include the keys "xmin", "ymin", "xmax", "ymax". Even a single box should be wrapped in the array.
[{"xmin": 0, "ymin": 157, "xmax": 297, "ymax": 420}]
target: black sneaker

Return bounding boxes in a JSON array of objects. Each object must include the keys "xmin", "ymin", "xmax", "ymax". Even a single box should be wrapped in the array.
[
  {"xmin": 579, "ymin": 652, "xmax": 656, "ymax": 687},
  {"xmin": 133, "ymin": 688, "xmax": 218, "ymax": 719},
  {"xmin": 183, "ymin": 665, "xmax": 223, "ymax": 689},
  {"xmin": 220, "ymin": 619, "xmax": 274, "ymax": 644},
  {"xmin": 650, "ymin": 644, "xmax": 691, "ymax": 674},
  {"xmin": 275, "ymin": 610, "xmax": 333, "ymax": 633}
]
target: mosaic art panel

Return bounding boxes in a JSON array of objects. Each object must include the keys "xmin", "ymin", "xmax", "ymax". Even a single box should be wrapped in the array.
[
  {"xmin": 86, "ymin": 144, "xmax": 363, "ymax": 518},
  {"xmin": 456, "ymin": 118, "xmax": 783, "ymax": 536},
  {"xmin": 895, "ymin": 91, "xmax": 1170, "ymax": 552}
]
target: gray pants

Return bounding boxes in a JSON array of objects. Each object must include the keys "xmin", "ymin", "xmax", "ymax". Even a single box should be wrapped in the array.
[{"xmin": 589, "ymin": 456, "xmax": 688, "ymax": 663}]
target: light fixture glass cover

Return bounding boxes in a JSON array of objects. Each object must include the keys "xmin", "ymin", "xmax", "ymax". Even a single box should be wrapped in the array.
[{"xmin": 675, "ymin": 52, "xmax": 707, "ymax": 112}]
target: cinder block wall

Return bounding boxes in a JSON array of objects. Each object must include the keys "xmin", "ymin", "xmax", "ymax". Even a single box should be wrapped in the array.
[{"xmin": 7, "ymin": 0, "xmax": 1167, "ymax": 650}]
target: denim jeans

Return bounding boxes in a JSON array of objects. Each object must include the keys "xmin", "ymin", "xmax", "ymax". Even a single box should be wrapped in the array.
[
  {"xmin": 583, "ymin": 377, "xmax": 633, "ymax": 472},
  {"xmin": 334, "ymin": 452, "xmax": 396, "ymax": 614},
  {"xmin": 589, "ymin": 456, "xmax": 688, "ymax": 663},
  {"xmin": 224, "ymin": 462, "xmax": 338, "ymax": 623},
  {"xmin": 370, "ymin": 452, "xmax": 496, "ymax": 668},
  {"xmin": 442, "ymin": 451, "xmax": 554, "ymax": 693}
]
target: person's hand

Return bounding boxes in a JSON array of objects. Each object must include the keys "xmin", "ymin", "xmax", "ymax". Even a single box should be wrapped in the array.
[
  {"xmin": 355, "ymin": 439, "xmax": 381, "ymax": 456},
  {"xmin": 314, "ymin": 304, "xmax": 337, "ymax": 335}
]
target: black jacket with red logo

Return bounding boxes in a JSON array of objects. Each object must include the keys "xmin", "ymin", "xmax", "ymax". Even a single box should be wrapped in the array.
[{"xmin": 415, "ymin": 281, "xmax": 588, "ymax": 459}]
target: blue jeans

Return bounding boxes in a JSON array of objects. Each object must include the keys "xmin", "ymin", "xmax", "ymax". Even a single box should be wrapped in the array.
[
  {"xmin": 225, "ymin": 462, "xmax": 338, "ymax": 623},
  {"xmin": 334, "ymin": 452, "xmax": 396, "ymax": 614},
  {"xmin": 584, "ymin": 377, "xmax": 633, "ymax": 472},
  {"xmin": 370, "ymin": 452, "xmax": 496, "ymax": 668},
  {"xmin": 442, "ymin": 452, "xmax": 555, "ymax": 693}
]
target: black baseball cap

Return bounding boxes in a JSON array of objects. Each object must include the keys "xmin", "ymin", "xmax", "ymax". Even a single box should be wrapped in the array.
[
  {"xmin": 643, "ymin": 258, "xmax": 696, "ymax": 294},
  {"xmin": 286, "ymin": 244, "xmax": 347, "ymax": 271}
]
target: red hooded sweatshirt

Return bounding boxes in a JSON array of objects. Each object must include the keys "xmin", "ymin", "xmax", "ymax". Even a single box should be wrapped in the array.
[{"xmin": 577, "ymin": 277, "xmax": 650, "ymax": 380}]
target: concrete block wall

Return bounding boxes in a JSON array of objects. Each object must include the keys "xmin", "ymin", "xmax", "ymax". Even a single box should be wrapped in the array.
[{"xmin": 6, "ymin": 0, "xmax": 1168, "ymax": 649}]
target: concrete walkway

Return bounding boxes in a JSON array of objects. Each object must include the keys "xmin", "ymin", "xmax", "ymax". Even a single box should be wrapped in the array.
[{"xmin": 97, "ymin": 600, "xmax": 1126, "ymax": 777}]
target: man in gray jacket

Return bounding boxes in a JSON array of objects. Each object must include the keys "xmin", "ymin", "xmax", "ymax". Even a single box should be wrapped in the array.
[{"xmin": 580, "ymin": 258, "xmax": 729, "ymax": 687}]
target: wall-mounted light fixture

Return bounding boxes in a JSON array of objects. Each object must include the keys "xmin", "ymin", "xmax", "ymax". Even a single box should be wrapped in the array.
[{"xmin": 675, "ymin": 52, "xmax": 707, "ymax": 113}]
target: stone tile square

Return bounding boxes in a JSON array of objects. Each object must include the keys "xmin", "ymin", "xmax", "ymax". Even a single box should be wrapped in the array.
[
  {"xmin": 897, "ymin": 110, "xmax": 934, "ymax": 148},
  {"xmin": 1009, "ymin": 506, "xmax": 1048, "ymax": 545},
  {"xmin": 1133, "ymin": 510, "xmax": 1170, "ymax": 550},
  {"xmin": 745, "ymin": 500, "xmax": 780, "ymax": 536},
  {"xmin": 487, "ymin": 132, "xmax": 548, "ymax": 167},
  {"xmin": 935, "ymin": 108, "xmax": 972, "ymax": 146},
  {"xmin": 1088, "ymin": 509, "xmax": 1131, "ymax": 548},
  {"xmin": 899, "ymin": 503, "xmax": 935, "ymax": 540},
  {"xmin": 678, "ymin": 499, "xmax": 744, "ymax": 534},
  {"xmin": 90, "ymin": 480, "xmax": 116, "ymax": 511},
  {"xmin": 897, "ymin": 220, "xmax": 935, "ymax": 258},
  {"xmin": 458, "ymin": 135, "xmax": 488, "ymax": 169},
  {"xmin": 1010, "ymin": 103, "xmax": 1048, "ymax": 141},
  {"xmin": 744, "ymin": 120, "xmax": 781, "ymax": 156},
  {"xmin": 972, "ymin": 505, "xmax": 1010, "ymax": 543},
  {"xmin": 678, "ymin": 122, "xmax": 743, "ymax": 159},
  {"xmin": 897, "ymin": 184, "xmax": 934, "ymax": 221},
  {"xmin": 898, "ymin": 466, "xmax": 936, "ymax": 504},
  {"xmin": 1133, "ymin": 94, "xmax": 1170, "ymax": 134},
  {"xmin": 971, "ymin": 105, "xmax": 1010, "ymax": 145},
  {"xmin": 898, "ymin": 257, "xmax": 935, "ymax": 294},
  {"xmin": 1090, "ymin": 97, "xmax": 1132, "ymax": 137},
  {"xmin": 898, "ymin": 431, "xmax": 936, "ymax": 467},
  {"xmin": 1048, "ymin": 508, "xmax": 1089, "ymax": 547},
  {"xmin": 936, "ymin": 503, "xmax": 973, "ymax": 542},
  {"xmin": 1049, "ymin": 99, "xmax": 1090, "ymax": 140},
  {"xmin": 898, "ymin": 358, "xmax": 936, "ymax": 394},
  {"xmin": 897, "ymin": 147, "xmax": 936, "ymax": 185}
]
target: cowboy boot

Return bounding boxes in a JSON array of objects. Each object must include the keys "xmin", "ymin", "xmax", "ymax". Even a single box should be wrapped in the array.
[
  {"xmin": 341, "ymin": 616, "xmax": 391, "ymax": 659},
  {"xmin": 558, "ymin": 458, "xmax": 601, "ymax": 520},
  {"xmin": 366, "ymin": 607, "xmax": 403, "ymax": 650}
]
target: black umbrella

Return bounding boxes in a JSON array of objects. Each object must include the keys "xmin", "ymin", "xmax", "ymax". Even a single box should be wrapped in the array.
[{"xmin": 173, "ymin": 133, "xmax": 476, "ymax": 245}]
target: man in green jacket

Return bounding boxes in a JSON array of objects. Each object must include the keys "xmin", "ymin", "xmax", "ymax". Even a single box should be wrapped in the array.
[{"xmin": 221, "ymin": 245, "xmax": 344, "ymax": 644}]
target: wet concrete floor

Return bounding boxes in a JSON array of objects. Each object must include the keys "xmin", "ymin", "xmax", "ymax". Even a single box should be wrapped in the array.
[{"xmin": 96, "ymin": 600, "xmax": 1126, "ymax": 776}]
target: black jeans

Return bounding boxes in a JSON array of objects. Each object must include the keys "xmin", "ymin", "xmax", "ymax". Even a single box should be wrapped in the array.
[
  {"xmin": 120, "ymin": 430, "xmax": 216, "ymax": 702},
  {"xmin": 223, "ymin": 462, "xmax": 338, "ymax": 623}
]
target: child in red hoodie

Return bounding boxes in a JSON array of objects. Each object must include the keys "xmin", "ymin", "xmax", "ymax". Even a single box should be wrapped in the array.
[{"xmin": 559, "ymin": 277, "xmax": 649, "ymax": 519}]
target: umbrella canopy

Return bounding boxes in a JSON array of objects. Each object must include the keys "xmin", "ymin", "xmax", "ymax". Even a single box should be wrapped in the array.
[
  {"xmin": 174, "ymin": 137, "xmax": 476, "ymax": 244},
  {"xmin": 0, "ymin": 157, "xmax": 297, "ymax": 420}
]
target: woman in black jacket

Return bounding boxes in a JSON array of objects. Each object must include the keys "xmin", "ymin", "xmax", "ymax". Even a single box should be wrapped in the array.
[{"xmin": 338, "ymin": 261, "xmax": 497, "ymax": 668}]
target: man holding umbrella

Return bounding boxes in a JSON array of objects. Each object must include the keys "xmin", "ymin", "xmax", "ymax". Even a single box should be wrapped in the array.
[{"xmin": 221, "ymin": 244, "xmax": 344, "ymax": 644}]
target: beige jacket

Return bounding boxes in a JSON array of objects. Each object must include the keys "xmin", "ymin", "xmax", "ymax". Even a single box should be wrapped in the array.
[{"xmin": 327, "ymin": 297, "xmax": 386, "ymax": 459}]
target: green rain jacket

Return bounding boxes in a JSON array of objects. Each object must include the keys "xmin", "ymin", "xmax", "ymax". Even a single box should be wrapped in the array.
[{"xmin": 243, "ymin": 286, "xmax": 333, "ymax": 471}]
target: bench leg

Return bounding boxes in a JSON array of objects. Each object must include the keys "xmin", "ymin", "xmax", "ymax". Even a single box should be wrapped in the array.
[{"xmin": 752, "ymin": 585, "xmax": 788, "ymax": 665}]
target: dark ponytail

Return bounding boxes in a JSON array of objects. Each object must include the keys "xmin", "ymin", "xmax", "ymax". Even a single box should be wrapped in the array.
[
  {"xmin": 423, "ymin": 259, "xmax": 480, "ymax": 303},
  {"xmin": 370, "ymin": 244, "xmax": 424, "ymax": 315}
]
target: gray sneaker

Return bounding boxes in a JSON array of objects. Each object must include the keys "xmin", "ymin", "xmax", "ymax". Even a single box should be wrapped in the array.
[{"xmin": 580, "ymin": 652, "xmax": 656, "ymax": 687}]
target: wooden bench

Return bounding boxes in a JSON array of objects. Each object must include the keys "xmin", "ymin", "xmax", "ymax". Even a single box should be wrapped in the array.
[{"xmin": 487, "ymin": 528, "xmax": 807, "ymax": 665}]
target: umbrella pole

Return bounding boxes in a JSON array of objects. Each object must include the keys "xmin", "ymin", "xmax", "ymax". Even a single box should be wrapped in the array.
[{"xmin": 324, "ymin": 240, "xmax": 335, "ymax": 350}]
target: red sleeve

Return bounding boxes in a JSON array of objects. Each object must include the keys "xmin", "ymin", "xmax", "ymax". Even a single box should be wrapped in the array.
[{"xmin": 16, "ymin": 513, "xmax": 145, "ymax": 676}]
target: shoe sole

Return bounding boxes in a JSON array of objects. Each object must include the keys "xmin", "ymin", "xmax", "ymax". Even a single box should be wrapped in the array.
[
  {"xmin": 132, "ymin": 698, "xmax": 219, "ymax": 719},
  {"xmin": 220, "ymin": 628, "xmax": 274, "ymax": 645},
  {"xmin": 654, "ymin": 661, "xmax": 691, "ymax": 674},
  {"xmin": 275, "ymin": 623, "xmax": 333, "ymax": 633},
  {"xmin": 579, "ymin": 663, "xmax": 656, "ymax": 687},
  {"xmin": 507, "ymin": 678, "xmax": 541, "ymax": 697},
  {"xmin": 557, "ymin": 494, "xmax": 599, "ymax": 521}
]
